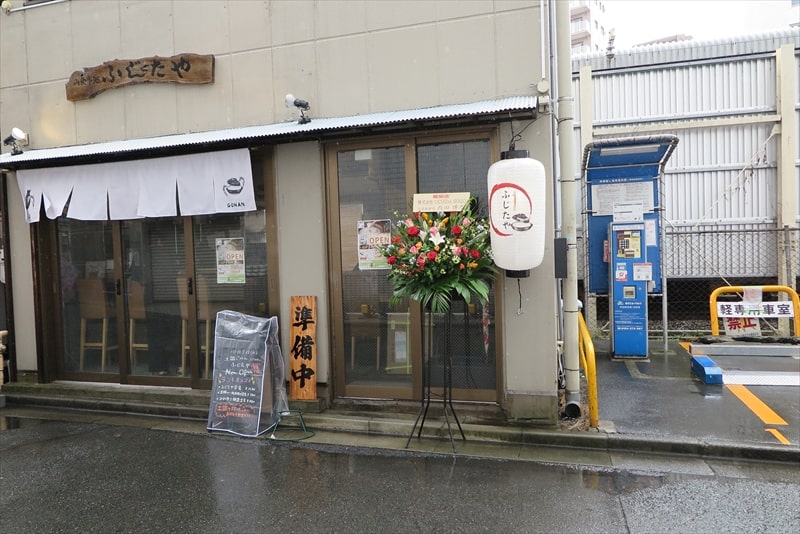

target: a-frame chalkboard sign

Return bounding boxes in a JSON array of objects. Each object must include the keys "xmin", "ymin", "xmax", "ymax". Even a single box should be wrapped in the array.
[{"xmin": 207, "ymin": 311, "xmax": 288, "ymax": 437}]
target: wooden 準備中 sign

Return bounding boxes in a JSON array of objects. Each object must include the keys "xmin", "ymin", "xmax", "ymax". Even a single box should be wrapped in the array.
[
  {"xmin": 289, "ymin": 296, "xmax": 317, "ymax": 400},
  {"xmin": 66, "ymin": 53, "xmax": 214, "ymax": 101}
]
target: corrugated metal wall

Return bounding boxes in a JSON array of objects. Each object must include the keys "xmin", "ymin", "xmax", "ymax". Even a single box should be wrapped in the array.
[{"xmin": 573, "ymin": 30, "xmax": 799, "ymax": 282}]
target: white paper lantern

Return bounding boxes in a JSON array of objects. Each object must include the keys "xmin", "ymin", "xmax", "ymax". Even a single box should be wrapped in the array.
[{"xmin": 487, "ymin": 152, "xmax": 546, "ymax": 276}]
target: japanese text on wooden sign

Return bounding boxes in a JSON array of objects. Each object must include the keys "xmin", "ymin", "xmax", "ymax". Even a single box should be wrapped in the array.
[
  {"xmin": 66, "ymin": 53, "xmax": 215, "ymax": 101},
  {"xmin": 289, "ymin": 296, "xmax": 317, "ymax": 400}
]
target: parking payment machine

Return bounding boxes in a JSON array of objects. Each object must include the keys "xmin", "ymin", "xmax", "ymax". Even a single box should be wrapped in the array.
[{"xmin": 609, "ymin": 222, "xmax": 651, "ymax": 358}]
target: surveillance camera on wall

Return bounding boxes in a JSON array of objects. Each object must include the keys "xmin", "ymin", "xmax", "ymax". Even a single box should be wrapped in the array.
[
  {"xmin": 285, "ymin": 93, "xmax": 310, "ymax": 111},
  {"xmin": 3, "ymin": 127, "xmax": 28, "ymax": 155},
  {"xmin": 285, "ymin": 93, "xmax": 311, "ymax": 124}
]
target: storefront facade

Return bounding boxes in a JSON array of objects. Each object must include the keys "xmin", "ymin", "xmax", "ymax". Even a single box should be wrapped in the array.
[{"xmin": 0, "ymin": 0, "xmax": 559, "ymax": 423}]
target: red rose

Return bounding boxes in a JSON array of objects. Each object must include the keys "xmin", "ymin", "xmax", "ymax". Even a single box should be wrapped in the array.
[
  {"xmin": 387, "ymin": 255, "xmax": 397, "ymax": 264},
  {"xmin": 408, "ymin": 226, "xmax": 420, "ymax": 237},
  {"xmin": 470, "ymin": 249, "xmax": 481, "ymax": 259},
  {"xmin": 427, "ymin": 251, "xmax": 437, "ymax": 261},
  {"xmin": 451, "ymin": 225, "xmax": 462, "ymax": 236},
  {"xmin": 392, "ymin": 235, "xmax": 402, "ymax": 244}
]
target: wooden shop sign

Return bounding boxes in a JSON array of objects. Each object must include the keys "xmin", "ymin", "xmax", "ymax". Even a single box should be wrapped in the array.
[
  {"xmin": 289, "ymin": 295, "xmax": 317, "ymax": 401},
  {"xmin": 66, "ymin": 53, "xmax": 214, "ymax": 101}
]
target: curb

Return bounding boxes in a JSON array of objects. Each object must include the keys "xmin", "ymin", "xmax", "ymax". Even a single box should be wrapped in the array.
[{"xmin": 3, "ymin": 392, "xmax": 798, "ymax": 464}]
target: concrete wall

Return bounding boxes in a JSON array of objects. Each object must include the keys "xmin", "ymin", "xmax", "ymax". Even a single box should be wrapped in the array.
[
  {"xmin": 497, "ymin": 124, "xmax": 559, "ymax": 423},
  {"xmin": 274, "ymin": 141, "xmax": 329, "ymax": 383},
  {"xmin": 1, "ymin": 0, "xmax": 546, "ymax": 149}
]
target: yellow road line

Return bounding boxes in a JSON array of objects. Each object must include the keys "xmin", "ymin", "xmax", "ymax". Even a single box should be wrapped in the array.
[
  {"xmin": 726, "ymin": 384, "xmax": 788, "ymax": 425},
  {"xmin": 765, "ymin": 428, "xmax": 791, "ymax": 445}
]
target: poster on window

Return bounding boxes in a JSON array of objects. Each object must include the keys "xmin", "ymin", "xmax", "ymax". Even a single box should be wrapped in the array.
[
  {"xmin": 357, "ymin": 219, "xmax": 391, "ymax": 270},
  {"xmin": 216, "ymin": 237, "xmax": 246, "ymax": 284}
]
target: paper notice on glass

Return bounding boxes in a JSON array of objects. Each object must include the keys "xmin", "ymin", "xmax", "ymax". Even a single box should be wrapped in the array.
[
  {"xmin": 217, "ymin": 237, "xmax": 246, "ymax": 284},
  {"xmin": 357, "ymin": 219, "xmax": 391, "ymax": 270}
]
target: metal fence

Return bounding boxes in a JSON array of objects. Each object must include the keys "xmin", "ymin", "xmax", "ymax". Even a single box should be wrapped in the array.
[
  {"xmin": 582, "ymin": 226, "xmax": 799, "ymax": 339},
  {"xmin": 572, "ymin": 32, "xmax": 799, "ymax": 341}
]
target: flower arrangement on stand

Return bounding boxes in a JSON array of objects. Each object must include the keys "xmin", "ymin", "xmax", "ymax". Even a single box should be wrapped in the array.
[{"xmin": 378, "ymin": 196, "xmax": 495, "ymax": 314}]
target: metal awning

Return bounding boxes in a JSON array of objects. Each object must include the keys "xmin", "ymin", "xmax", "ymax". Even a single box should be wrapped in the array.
[
  {"xmin": 0, "ymin": 96, "xmax": 537, "ymax": 170},
  {"xmin": 582, "ymin": 135, "xmax": 680, "ymax": 171}
]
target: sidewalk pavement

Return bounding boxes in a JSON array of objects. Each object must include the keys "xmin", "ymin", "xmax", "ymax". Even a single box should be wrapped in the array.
[{"xmin": 1, "ymin": 340, "xmax": 798, "ymax": 465}]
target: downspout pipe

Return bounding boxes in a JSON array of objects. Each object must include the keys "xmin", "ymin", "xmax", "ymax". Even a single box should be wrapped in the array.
[{"xmin": 555, "ymin": 0, "xmax": 581, "ymax": 417}]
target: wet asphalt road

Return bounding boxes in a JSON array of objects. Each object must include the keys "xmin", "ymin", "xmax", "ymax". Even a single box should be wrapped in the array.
[{"xmin": 1, "ymin": 416, "xmax": 798, "ymax": 533}]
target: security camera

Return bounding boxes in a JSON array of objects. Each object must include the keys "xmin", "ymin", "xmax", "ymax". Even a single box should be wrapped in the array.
[
  {"xmin": 3, "ymin": 127, "xmax": 27, "ymax": 155},
  {"xmin": 285, "ymin": 93, "xmax": 311, "ymax": 124},
  {"xmin": 5, "ymin": 127, "xmax": 27, "ymax": 143},
  {"xmin": 285, "ymin": 93, "xmax": 310, "ymax": 111}
]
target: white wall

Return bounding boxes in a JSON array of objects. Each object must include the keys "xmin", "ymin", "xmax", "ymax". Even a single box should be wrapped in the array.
[
  {"xmin": 6, "ymin": 176, "xmax": 37, "ymax": 372},
  {"xmin": 1, "ymin": 0, "xmax": 546, "ymax": 151},
  {"xmin": 274, "ymin": 142, "xmax": 329, "ymax": 383}
]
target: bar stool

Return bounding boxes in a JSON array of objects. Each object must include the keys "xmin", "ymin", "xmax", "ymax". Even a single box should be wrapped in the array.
[
  {"xmin": 128, "ymin": 280, "xmax": 148, "ymax": 370},
  {"xmin": 347, "ymin": 313, "xmax": 381, "ymax": 370},
  {"xmin": 77, "ymin": 278, "xmax": 118, "ymax": 372},
  {"xmin": 177, "ymin": 276, "xmax": 214, "ymax": 378}
]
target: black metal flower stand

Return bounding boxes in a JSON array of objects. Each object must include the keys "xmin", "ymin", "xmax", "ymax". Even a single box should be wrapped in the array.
[{"xmin": 405, "ymin": 299, "xmax": 466, "ymax": 453}]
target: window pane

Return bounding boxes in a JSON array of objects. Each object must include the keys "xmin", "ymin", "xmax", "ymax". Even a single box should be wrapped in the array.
[
  {"xmin": 338, "ymin": 146, "xmax": 411, "ymax": 387},
  {"xmin": 416, "ymin": 139, "xmax": 496, "ymax": 392},
  {"xmin": 58, "ymin": 220, "xmax": 119, "ymax": 374}
]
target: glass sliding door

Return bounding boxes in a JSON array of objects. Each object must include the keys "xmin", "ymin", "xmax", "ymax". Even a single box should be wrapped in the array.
[
  {"xmin": 58, "ymin": 220, "xmax": 119, "ymax": 374},
  {"xmin": 417, "ymin": 139, "xmax": 497, "ymax": 399},
  {"xmin": 190, "ymin": 211, "xmax": 269, "ymax": 379},
  {"xmin": 330, "ymin": 133, "xmax": 499, "ymax": 401},
  {"xmin": 121, "ymin": 218, "xmax": 186, "ymax": 377},
  {"xmin": 336, "ymin": 146, "xmax": 412, "ymax": 394},
  {"xmin": 56, "ymin": 211, "xmax": 270, "ymax": 383}
]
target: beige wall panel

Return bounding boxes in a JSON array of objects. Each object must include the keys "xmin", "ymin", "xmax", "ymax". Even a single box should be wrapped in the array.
[
  {"xmin": 7, "ymin": 174, "xmax": 37, "ymax": 372},
  {"xmin": 0, "ymin": 87, "xmax": 30, "ymax": 154},
  {"xmin": 436, "ymin": 16, "xmax": 496, "ymax": 103},
  {"xmin": 75, "ymin": 91, "xmax": 126, "ymax": 144},
  {"xmin": 366, "ymin": 0, "xmax": 437, "ymax": 30},
  {"xmin": 270, "ymin": 0, "xmax": 315, "ymax": 46},
  {"xmin": 119, "ymin": 0, "xmax": 174, "ymax": 58},
  {"xmin": 0, "ymin": 13, "xmax": 27, "ymax": 87},
  {"xmin": 25, "ymin": 2, "xmax": 73, "ymax": 84},
  {"xmin": 29, "ymin": 83, "xmax": 75, "ymax": 149},
  {"xmin": 495, "ymin": 7, "xmax": 543, "ymax": 94},
  {"xmin": 229, "ymin": 0, "xmax": 271, "ymax": 52},
  {"xmin": 274, "ymin": 142, "xmax": 329, "ymax": 383},
  {"xmin": 123, "ymin": 84, "xmax": 178, "ymax": 139},
  {"xmin": 231, "ymin": 50, "xmax": 275, "ymax": 126},
  {"xmin": 271, "ymin": 42, "xmax": 317, "ymax": 122},
  {"xmin": 497, "ymin": 124, "xmax": 557, "ymax": 393},
  {"xmin": 315, "ymin": 36, "xmax": 369, "ymax": 117},
  {"xmin": 176, "ymin": 56, "xmax": 233, "ymax": 133},
  {"xmin": 70, "ymin": 0, "xmax": 122, "ymax": 68},
  {"xmin": 367, "ymin": 26, "xmax": 438, "ymax": 111},
  {"xmin": 173, "ymin": 0, "xmax": 230, "ymax": 55},
  {"xmin": 494, "ymin": 0, "xmax": 535, "ymax": 12},
  {"xmin": 435, "ymin": 0, "xmax": 494, "ymax": 19},
  {"xmin": 315, "ymin": 0, "xmax": 367, "ymax": 39}
]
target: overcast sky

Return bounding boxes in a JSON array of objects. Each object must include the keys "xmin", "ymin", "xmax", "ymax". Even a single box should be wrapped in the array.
[{"xmin": 604, "ymin": 0, "xmax": 799, "ymax": 49}]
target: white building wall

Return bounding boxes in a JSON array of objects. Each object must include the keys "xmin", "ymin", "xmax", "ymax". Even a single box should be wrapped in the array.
[
  {"xmin": 1, "ymin": 0, "xmax": 548, "ymax": 151},
  {"xmin": 1, "ymin": 0, "xmax": 559, "ymax": 419}
]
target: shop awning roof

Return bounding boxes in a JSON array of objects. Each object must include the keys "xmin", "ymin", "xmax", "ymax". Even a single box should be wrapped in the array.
[{"xmin": 0, "ymin": 96, "xmax": 537, "ymax": 170}]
